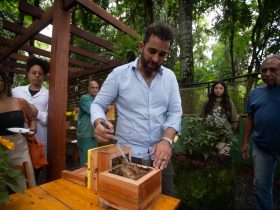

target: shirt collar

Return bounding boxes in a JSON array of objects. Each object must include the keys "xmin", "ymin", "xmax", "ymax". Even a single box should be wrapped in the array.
[{"xmin": 132, "ymin": 57, "xmax": 163, "ymax": 75}]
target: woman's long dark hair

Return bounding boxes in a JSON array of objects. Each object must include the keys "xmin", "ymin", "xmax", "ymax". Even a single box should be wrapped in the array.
[
  {"xmin": 0, "ymin": 71, "xmax": 11, "ymax": 97},
  {"xmin": 205, "ymin": 80, "xmax": 232, "ymax": 119}
]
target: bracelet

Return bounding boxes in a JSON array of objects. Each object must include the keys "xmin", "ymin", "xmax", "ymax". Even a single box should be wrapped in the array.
[{"xmin": 161, "ymin": 136, "xmax": 173, "ymax": 146}]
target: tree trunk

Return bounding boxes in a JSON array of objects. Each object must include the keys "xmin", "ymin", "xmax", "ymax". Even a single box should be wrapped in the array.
[
  {"xmin": 143, "ymin": 0, "xmax": 154, "ymax": 26},
  {"xmin": 179, "ymin": 0, "xmax": 194, "ymax": 85}
]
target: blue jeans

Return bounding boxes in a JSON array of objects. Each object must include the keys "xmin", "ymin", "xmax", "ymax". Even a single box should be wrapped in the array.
[{"xmin": 253, "ymin": 142, "xmax": 280, "ymax": 210}]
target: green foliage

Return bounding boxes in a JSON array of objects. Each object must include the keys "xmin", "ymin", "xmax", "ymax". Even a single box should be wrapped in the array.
[
  {"xmin": 179, "ymin": 116, "xmax": 236, "ymax": 159},
  {"xmin": 110, "ymin": 34, "xmax": 140, "ymax": 63},
  {"xmin": 0, "ymin": 137, "xmax": 24, "ymax": 202}
]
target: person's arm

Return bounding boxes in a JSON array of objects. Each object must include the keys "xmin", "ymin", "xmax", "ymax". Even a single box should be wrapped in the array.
[
  {"xmin": 35, "ymin": 91, "xmax": 48, "ymax": 126},
  {"xmin": 152, "ymin": 72, "xmax": 182, "ymax": 170},
  {"xmin": 19, "ymin": 99, "xmax": 37, "ymax": 136},
  {"xmin": 80, "ymin": 95, "xmax": 93, "ymax": 114},
  {"xmin": 151, "ymin": 127, "xmax": 177, "ymax": 169},
  {"xmin": 241, "ymin": 113, "xmax": 253, "ymax": 159},
  {"xmin": 91, "ymin": 70, "xmax": 119, "ymax": 144}
]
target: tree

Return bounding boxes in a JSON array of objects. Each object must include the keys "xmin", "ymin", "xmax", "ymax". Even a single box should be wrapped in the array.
[{"xmin": 179, "ymin": 0, "xmax": 194, "ymax": 84}]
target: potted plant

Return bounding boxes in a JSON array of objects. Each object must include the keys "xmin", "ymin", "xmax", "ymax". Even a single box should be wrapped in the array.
[
  {"xmin": 0, "ymin": 136, "xmax": 24, "ymax": 207},
  {"xmin": 173, "ymin": 116, "xmax": 237, "ymax": 210}
]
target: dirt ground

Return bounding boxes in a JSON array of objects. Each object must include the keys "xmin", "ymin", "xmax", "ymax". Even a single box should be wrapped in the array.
[{"xmin": 235, "ymin": 166, "xmax": 280, "ymax": 210}]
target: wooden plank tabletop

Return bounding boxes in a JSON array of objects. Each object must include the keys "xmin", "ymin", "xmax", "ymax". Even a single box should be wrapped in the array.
[{"xmin": 3, "ymin": 179, "xmax": 180, "ymax": 210}]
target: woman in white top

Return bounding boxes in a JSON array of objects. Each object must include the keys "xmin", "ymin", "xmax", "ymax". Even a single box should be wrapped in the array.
[{"xmin": 12, "ymin": 57, "xmax": 49, "ymax": 182}]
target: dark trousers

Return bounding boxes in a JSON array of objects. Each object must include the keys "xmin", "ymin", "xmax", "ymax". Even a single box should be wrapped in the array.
[{"xmin": 131, "ymin": 156, "xmax": 174, "ymax": 196}]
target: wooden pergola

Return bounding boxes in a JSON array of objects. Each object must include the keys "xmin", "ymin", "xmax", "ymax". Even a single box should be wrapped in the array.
[{"xmin": 0, "ymin": 0, "xmax": 140, "ymax": 180}]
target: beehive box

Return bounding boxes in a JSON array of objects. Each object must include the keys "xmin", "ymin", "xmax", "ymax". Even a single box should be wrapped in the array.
[
  {"xmin": 61, "ymin": 166, "xmax": 87, "ymax": 186},
  {"xmin": 98, "ymin": 164, "xmax": 161, "ymax": 210},
  {"xmin": 88, "ymin": 144, "xmax": 131, "ymax": 191}
]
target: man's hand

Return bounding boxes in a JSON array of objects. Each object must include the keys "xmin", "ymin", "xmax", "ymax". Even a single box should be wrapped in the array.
[
  {"xmin": 240, "ymin": 142, "xmax": 249, "ymax": 159},
  {"xmin": 151, "ymin": 140, "xmax": 172, "ymax": 170},
  {"xmin": 94, "ymin": 120, "xmax": 115, "ymax": 144}
]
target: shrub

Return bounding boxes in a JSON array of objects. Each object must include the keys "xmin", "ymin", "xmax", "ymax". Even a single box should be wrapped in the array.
[{"xmin": 179, "ymin": 116, "xmax": 236, "ymax": 160}]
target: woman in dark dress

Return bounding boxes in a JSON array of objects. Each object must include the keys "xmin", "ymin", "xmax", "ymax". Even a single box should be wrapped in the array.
[{"xmin": 0, "ymin": 71, "xmax": 37, "ymax": 189}]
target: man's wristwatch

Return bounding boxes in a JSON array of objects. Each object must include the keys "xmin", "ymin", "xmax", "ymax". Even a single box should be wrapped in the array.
[{"xmin": 161, "ymin": 136, "xmax": 173, "ymax": 146}]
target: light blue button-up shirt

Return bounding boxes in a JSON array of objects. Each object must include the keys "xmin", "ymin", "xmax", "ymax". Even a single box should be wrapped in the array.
[{"xmin": 91, "ymin": 58, "xmax": 182, "ymax": 158}]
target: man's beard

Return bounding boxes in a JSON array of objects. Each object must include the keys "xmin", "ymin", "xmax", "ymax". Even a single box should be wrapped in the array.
[{"xmin": 140, "ymin": 55, "xmax": 161, "ymax": 75}]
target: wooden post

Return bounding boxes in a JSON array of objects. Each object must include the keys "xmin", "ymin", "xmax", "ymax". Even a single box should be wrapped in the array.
[{"xmin": 47, "ymin": 0, "xmax": 71, "ymax": 181}]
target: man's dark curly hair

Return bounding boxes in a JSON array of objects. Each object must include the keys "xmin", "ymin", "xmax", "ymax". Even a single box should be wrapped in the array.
[
  {"xmin": 26, "ymin": 57, "xmax": 50, "ymax": 74},
  {"xmin": 143, "ymin": 23, "xmax": 174, "ymax": 46},
  {"xmin": 0, "ymin": 70, "xmax": 12, "ymax": 96},
  {"xmin": 205, "ymin": 80, "xmax": 232, "ymax": 120}
]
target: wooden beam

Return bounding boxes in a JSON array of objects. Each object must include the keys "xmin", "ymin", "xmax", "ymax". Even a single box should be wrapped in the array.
[
  {"xmin": 9, "ymin": 53, "xmax": 28, "ymax": 62},
  {"xmin": 21, "ymin": 44, "xmax": 51, "ymax": 58},
  {"xmin": 69, "ymin": 59, "xmax": 96, "ymax": 69},
  {"xmin": 70, "ymin": 25, "xmax": 115, "ymax": 51},
  {"xmin": 63, "ymin": 0, "xmax": 77, "ymax": 10},
  {"xmin": 0, "ymin": 38, "xmax": 13, "ymax": 47},
  {"xmin": 69, "ymin": 45, "xmax": 110, "ymax": 63},
  {"xmin": 1, "ymin": 60, "xmax": 27, "ymax": 69},
  {"xmin": 69, "ymin": 59, "xmax": 123, "ymax": 79},
  {"xmin": 0, "ymin": 5, "xmax": 54, "ymax": 61},
  {"xmin": 3, "ymin": 20, "xmax": 52, "ymax": 44},
  {"xmin": 0, "ymin": 65, "xmax": 26, "ymax": 74},
  {"xmin": 47, "ymin": 0, "xmax": 71, "ymax": 181},
  {"xmin": 19, "ymin": 0, "xmax": 43, "ymax": 18},
  {"xmin": 76, "ymin": 0, "xmax": 140, "ymax": 39},
  {"xmin": 3, "ymin": 20, "xmax": 111, "ymax": 64}
]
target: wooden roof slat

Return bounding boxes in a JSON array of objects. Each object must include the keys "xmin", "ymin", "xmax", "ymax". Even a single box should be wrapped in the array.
[
  {"xmin": 77, "ymin": 0, "xmax": 140, "ymax": 39},
  {"xmin": 70, "ymin": 59, "xmax": 123, "ymax": 79},
  {"xmin": 1, "ymin": 60, "xmax": 26, "ymax": 69},
  {"xmin": 14, "ymin": 2, "xmax": 117, "ymax": 52},
  {"xmin": 19, "ymin": 0, "xmax": 44, "ymax": 19},
  {"xmin": 3, "ymin": 20, "xmax": 52, "ymax": 43},
  {"xmin": 0, "ymin": 38, "xmax": 13, "ymax": 47},
  {"xmin": 21, "ymin": 44, "xmax": 51, "ymax": 58},
  {"xmin": 63, "ymin": 0, "xmax": 77, "ymax": 11},
  {"xmin": 0, "ymin": 65, "xmax": 26, "ymax": 74},
  {"xmin": 0, "ymin": 5, "xmax": 54, "ymax": 61},
  {"xmin": 69, "ymin": 59, "xmax": 96, "ymax": 69},
  {"xmin": 4, "ymin": 20, "xmax": 112, "ymax": 64},
  {"xmin": 69, "ymin": 45, "xmax": 110, "ymax": 63},
  {"xmin": 9, "ymin": 53, "xmax": 28, "ymax": 62},
  {"xmin": 70, "ymin": 25, "xmax": 115, "ymax": 51}
]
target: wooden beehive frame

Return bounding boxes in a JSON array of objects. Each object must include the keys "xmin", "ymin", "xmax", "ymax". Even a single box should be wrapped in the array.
[
  {"xmin": 87, "ymin": 144, "xmax": 131, "ymax": 191},
  {"xmin": 98, "ymin": 164, "xmax": 161, "ymax": 210}
]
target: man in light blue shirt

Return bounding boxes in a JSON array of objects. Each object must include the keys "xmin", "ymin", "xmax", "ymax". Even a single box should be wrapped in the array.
[{"xmin": 91, "ymin": 23, "xmax": 182, "ymax": 196}]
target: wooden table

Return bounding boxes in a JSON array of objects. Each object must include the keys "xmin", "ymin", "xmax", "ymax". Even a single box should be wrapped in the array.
[{"xmin": 4, "ymin": 179, "xmax": 181, "ymax": 210}]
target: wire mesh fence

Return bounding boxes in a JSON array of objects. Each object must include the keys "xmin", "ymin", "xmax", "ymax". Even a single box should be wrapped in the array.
[{"xmin": 179, "ymin": 73, "xmax": 262, "ymax": 115}]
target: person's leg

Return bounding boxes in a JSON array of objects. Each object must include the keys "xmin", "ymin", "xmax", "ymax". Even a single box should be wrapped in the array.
[
  {"xmin": 253, "ymin": 143, "xmax": 276, "ymax": 210},
  {"xmin": 77, "ymin": 137, "xmax": 97, "ymax": 166}
]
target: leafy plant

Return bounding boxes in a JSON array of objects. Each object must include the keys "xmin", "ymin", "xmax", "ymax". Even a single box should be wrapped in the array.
[
  {"xmin": 66, "ymin": 111, "xmax": 77, "ymax": 126},
  {"xmin": 0, "ymin": 136, "xmax": 24, "ymax": 202},
  {"xmin": 178, "ymin": 116, "xmax": 236, "ymax": 160},
  {"xmin": 105, "ymin": 33, "xmax": 140, "ymax": 63}
]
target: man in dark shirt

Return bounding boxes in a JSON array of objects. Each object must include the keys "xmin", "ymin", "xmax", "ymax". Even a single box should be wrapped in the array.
[{"xmin": 241, "ymin": 54, "xmax": 280, "ymax": 210}]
